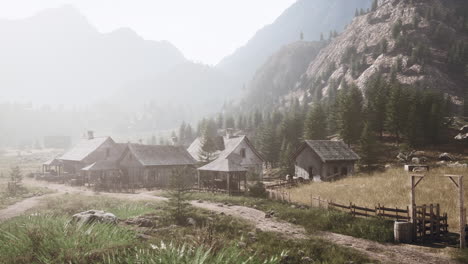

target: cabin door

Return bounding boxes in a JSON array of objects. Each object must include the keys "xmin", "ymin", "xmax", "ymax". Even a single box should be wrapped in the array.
[
  {"xmin": 341, "ymin": 167, "xmax": 348, "ymax": 176},
  {"xmin": 308, "ymin": 167, "xmax": 314, "ymax": 179}
]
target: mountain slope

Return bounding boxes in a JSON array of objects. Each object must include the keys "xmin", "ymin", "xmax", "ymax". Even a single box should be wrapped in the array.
[
  {"xmin": 217, "ymin": 0, "xmax": 373, "ymax": 85},
  {"xmin": 246, "ymin": 41, "xmax": 326, "ymax": 108},
  {"xmin": 247, "ymin": 0, "xmax": 468, "ymax": 109},
  {"xmin": 303, "ymin": 0, "xmax": 467, "ymax": 102},
  {"xmin": 0, "ymin": 5, "xmax": 185, "ymax": 104}
]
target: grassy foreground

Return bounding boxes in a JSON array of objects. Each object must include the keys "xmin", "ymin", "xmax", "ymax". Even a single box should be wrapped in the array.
[
  {"xmin": 0, "ymin": 194, "xmax": 369, "ymax": 264},
  {"xmin": 188, "ymin": 192, "xmax": 394, "ymax": 243},
  {"xmin": 289, "ymin": 167, "xmax": 467, "ymax": 231}
]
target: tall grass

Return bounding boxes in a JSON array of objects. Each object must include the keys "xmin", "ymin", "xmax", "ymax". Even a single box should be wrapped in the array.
[
  {"xmin": 289, "ymin": 167, "xmax": 468, "ymax": 230},
  {"xmin": 0, "ymin": 215, "xmax": 137, "ymax": 264}
]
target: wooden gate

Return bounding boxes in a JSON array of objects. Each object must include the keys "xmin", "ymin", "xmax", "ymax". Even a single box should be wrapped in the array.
[{"xmin": 414, "ymin": 204, "xmax": 448, "ymax": 241}]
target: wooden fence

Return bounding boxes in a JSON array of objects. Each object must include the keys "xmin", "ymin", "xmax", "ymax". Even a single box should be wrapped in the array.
[{"xmin": 414, "ymin": 204, "xmax": 449, "ymax": 240}]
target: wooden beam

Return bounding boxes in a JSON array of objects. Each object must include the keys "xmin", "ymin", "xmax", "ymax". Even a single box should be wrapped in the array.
[{"xmin": 443, "ymin": 174, "xmax": 465, "ymax": 249}]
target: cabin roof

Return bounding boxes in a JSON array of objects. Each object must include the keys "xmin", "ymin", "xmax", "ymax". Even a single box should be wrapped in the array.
[
  {"xmin": 198, "ymin": 155, "xmax": 247, "ymax": 172},
  {"xmin": 81, "ymin": 160, "xmax": 119, "ymax": 171},
  {"xmin": 292, "ymin": 140, "xmax": 360, "ymax": 162},
  {"xmin": 187, "ymin": 136, "xmax": 225, "ymax": 161},
  {"xmin": 43, "ymin": 158, "xmax": 61, "ymax": 166},
  {"xmin": 128, "ymin": 144, "xmax": 196, "ymax": 167},
  {"xmin": 59, "ymin": 137, "xmax": 111, "ymax": 162}
]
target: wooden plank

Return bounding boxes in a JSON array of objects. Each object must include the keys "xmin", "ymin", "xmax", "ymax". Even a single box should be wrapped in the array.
[{"xmin": 378, "ymin": 207, "xmax": 409, "ymax": 213}]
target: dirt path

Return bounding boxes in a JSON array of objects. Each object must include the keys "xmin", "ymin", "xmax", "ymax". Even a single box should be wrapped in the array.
[{"xmin": 0, "ymin": 181, "xmax": 460, "ymax": 264}]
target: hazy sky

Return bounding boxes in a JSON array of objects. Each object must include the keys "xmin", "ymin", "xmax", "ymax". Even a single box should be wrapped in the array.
[{"xmin": 0, "ymin": 0, "xmax": 296, "ymax": 65}]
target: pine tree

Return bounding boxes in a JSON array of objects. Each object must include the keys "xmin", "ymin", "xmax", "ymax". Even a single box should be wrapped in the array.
[
  {"xmin": 365, "ymin": 75, "xmax": 388, "ymax": 138},
  {"xmin": 279, "ymin": 140, "xmax": 294, "ymax": 177},
  {"xmin": 225, "ymin": 116, "xmax": 235, "ymax": 129},
  {"xmin": 385, "ymin": 82, "xmax": 409, "ymax": 143},
  {"xmin": 338, "ymin": 84, "xmax": 364, "ymax": 145},
  {"xmin": 359, "ymin": 123, "xmax": 378, "ymax": 167},
  {"xmin": 10, "ymin": 166, "xmax": 22, "ymax": 184},
  {"xmin": 304, "ymin": 103, "xmax": 328, "ymax": 140},
  {"xmin": 355, "ymin": 8, "xmax": 359, "ymax": 17},
  {"xmin": 300, "ymin": 31, "xmax": 304, "ymax": 41},
  {"xmin": 166, "ymin": 166, "xmax": 192, "ymax": 225},
  {"xmin": 198, "ymin": 119, "xmax": 218, "ymax": 162},
  {"xmin": 178, "ymin": 122, "xmax": 187, "ymax": 144},
  {"xmin": 320, "ymin": 32, "xmax": 324, "ymax": 41},
  {"xmin": 371, "ymin": 0, "xmax": 378, "ymax": 11},
  {"xmin": 257, "ymin": 120, "xmax": 280, "ymax": 166},
  {"xmin": 216, "ymin": 114, "xmax": 224, "ymax": 129},
  {"xmin": 185, "ymin": 124, "xmax": 194, "ymax": 143}
]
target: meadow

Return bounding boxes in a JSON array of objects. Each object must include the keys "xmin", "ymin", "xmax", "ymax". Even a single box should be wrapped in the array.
[
  {"xmin": 0, "ymin": 194, "xmax": 369, "ymax": 264},
  {"xmin": 288, "ymin": 167, "xmax": 468, "ymax": 231}
]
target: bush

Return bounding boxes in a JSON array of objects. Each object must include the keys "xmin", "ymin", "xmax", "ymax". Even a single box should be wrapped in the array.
[{"xmin": 248, "ymin": 182, "xmax": 267, "ymax": 198}]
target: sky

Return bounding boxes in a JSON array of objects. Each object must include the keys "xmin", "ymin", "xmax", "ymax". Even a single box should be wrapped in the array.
[{"xmin": 0, "ymin": 0, "xmax": 296, "ymax": 65}]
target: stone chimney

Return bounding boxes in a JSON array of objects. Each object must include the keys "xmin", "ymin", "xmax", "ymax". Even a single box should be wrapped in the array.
[
  {"xmin": 226, "ymin": 128, "xmax": 234, "ymax": 139},
  {"xmin": 87, "ymin": 131, "xmax": 94, "ymax": 140}
]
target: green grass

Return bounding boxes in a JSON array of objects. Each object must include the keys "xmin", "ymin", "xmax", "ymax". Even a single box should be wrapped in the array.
[
  {"xmin": 31, "ymin": 194, "xmax": 160, "ymax": 219},
  {"xmin": 187, "ymin": 192, "xmax": 394, "ymax": 243},
  {"xmin": 0, "ymin": 194, "xmax": 370, "ymax": 264}
]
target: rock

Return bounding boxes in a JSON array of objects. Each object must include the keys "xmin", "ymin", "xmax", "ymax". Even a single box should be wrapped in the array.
[
  {"xmin": 237, "ymin": 242, "xmax": 247, "ymax": 248},
  {"xmin": 455, "ymin": 133, "xmax": 468, "ymax": 141},
  {"xmin": 290, "ymin": 218, "xmax": 297, "ymax": 224},
  {"xmin": 385, "ymin": 164, "xmax": 392, "ymax": 169},
  {"xmin": 447, "ymin": 162, "xmax": 468, "ymax": 168},
  {"xmin": 72, "ymin": 210, "xmax": 117, "ymax": 225},
  {"xmin": 437, "ymin": 161, "xmax": 446, "ymax": 165},
  {"xmin": 412, "ymin": 166, "xmax": 428, "ymax": 172},
  {"xmin": 290, "ymin": 204, "xmax": 297, "ymax": 209},
  {"xmin": 460, "ymin": 125, "xmax": 468, "ymax": 133},
  {"xmin": 218, "ymin": 204, "xmax": 224, "ymax": 207},
  {"xmin": 439, "ymin": 153, "xmax": 454, "ymax": 161},
  {"xmin": 187, "ymin": 217, "xmax": 197, "ymax": 226},
  {"xmin": 197, "ymin": 200, "xmax": 203, "ymax": 203},
  {"xmin": 265, "ymin": 213, "xmax": 271, "ymax": 218},
  {"xmin": 413, "ymin": 151, "xmax": 426, "ymax": 157},
  {"xmin": 411, "ymin": 157, "xmax": 420, "ymax": 164},
  {"xmin": 137, "ymin": 234, "xmax": 152, "ymax": 240},
  {"xmin": 301, "ymin": 256, "xmax": 314, "ymax": 263},
  {"xmin": 220, "ymin": 212, "xmax": 225, "ymax": 216}
]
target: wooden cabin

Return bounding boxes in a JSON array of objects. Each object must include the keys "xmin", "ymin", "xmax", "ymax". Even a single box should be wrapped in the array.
[
  {"xmin": 197, "ymin": 155, "xmax": 248, "ymax": 195},
  {"xmin": 118, "ymin": 144, "xmax": 197, "ymax": 188},
  {"xmin": 291, "ymin": 140, "xmax": 360, "ymax": 181}
]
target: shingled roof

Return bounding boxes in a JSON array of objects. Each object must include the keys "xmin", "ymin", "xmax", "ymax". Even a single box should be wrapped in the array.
[
  {"xmin": 81, "ymin": 160, "xmax": 120, "ymax": 171},
  {"xmin": 292, "ymin": 140, "xmax": 360, "ymax": 162},
  {"xmin": 60, "ymin": 137, "xmax": 112, "ymax": 162},
  {"xmin": 198, "ymin": 154, "xmax": 247, "ymax": 172},
  {"xmin": 128, "ymin": 144, "xmax": 196, "ymax": 167}
]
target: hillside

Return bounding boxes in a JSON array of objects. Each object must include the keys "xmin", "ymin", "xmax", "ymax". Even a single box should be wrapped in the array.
[
  {"xmin": 0, "ymin": 5, "xmax": 185, "ymax": 104},
  {"xmin": 245, "ymin": 41, "xmax": 326, "ymax": 108},
  {"xmin": 285, "ymin": 0, "xmax": 468, "ymax": 108},
  {"xmin": 217, "ymin": 0, "xmax": 373, "ymax": 86}
]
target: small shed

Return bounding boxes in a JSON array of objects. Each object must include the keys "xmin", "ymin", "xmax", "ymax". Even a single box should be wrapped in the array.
[
  {"xmin": 197, "ymin": 155, "xmax": 248, "ymax": 195},
  {"xmin": 42, "ymin": 158, "xmax": 62, "ymax": 176},
  {"xmin": 291, "ymin": 140, "xmax": 360, "ymax": 181}
]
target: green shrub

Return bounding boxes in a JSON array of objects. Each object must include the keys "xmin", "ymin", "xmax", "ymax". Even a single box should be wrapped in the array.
[{"xmin": 248, "ymin": 182, "xmax": 267, "ymax": 198}]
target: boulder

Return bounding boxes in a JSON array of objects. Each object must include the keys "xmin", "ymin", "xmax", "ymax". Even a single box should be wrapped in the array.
[
  {"xmin": 72, "ymin": 210, "xmax": 117, "ymax": 225},
  {"xmin": 439, "ymin": 153, "xmax": 454, "ymax": 161},
  {"xmin": 460, "ymin": 125, "xmax": 468, "ymax": 133},
  {"xmin": 447, "ymin": 162, "xmax": 468, "ymax": 168},
  {"xmin": 187, "ymin": 217, "xmax": 197, "ymax": 226},
  {"xmin": 411, "ymin": 157, "xmax": 420, "ymax": 164}
]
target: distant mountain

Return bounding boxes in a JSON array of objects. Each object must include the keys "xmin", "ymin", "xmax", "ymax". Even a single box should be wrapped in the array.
[
  {"xmin": 246, "ymin": 41, "xmax": 326, "ymax": 108},
  {"xmin": 0, "ymin": 5, "xmax": 186, "ymax": 104},
  {"xmin": 217, "ymin": 0, "xmax": 373, "ymax": 85},
  {"xmin": 245, "ymin": 0, "xmax": 468, "ymax": 111}
]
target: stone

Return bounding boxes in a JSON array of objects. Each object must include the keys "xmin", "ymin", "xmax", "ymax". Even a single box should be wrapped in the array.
[
  {"xmin": 411, "ymin": 157, "xmax": 420, "ymax": 164},
  {"xmin": 290, "ymin": 218, "xmax": 297, "ymax": 224},
  {"xmin": 72, "ymin": 210, "xmax": 117, "ymax": 225},
  {"xmin": 197, "ymin": 200, "xmax": 203, "ymax": 203},
  {"xmin": 447, "ymin": 162, "xmax": 468, "ymax": 168},
  {"xmin": 439, "ymin": 153, "xmax": 454, "ymax": 161},
  {"xmin": 237, "ymin": 242, "xmax": 247, "ymax": 248},
  {"xmin": 385, "ymin": 164, "xmax": 392, "ymax": 169},
  {"xmin": 301, "ymin": 256, "xmax": 314, "ymax": 263},
  {"xmin": 290, "ymin": 204, "xmax": 297, "ymax": 209},
  {"xmin": 187, "ymin": 217, "xmax": 197, "ymax": 226}
]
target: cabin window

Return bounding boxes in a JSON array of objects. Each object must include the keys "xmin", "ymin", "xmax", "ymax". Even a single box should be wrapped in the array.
[
  {"xmin": 308, "ymin": 167, "xmax": 314, "ymax": 177},
  {"xmin": 341, "ymin": 167, "xmax": 348, "ymax": 176},
  {"xmin": 240, "ymin": 148, "xmax": 246, "ymax": 158}
]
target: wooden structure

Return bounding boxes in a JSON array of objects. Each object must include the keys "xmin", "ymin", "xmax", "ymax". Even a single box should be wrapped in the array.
[
  {"xmin": 291, "ymin": 140, "xmax": 360, "ymax": 181},
  {"xmin": 443, "ymin": 174, "xmax": 465, "ymax": 249},
  {"xmin": 42, "ymin": 158, "xmax": 62, "ymax": 176},
  {"xmin": 188, "ymin": 135, "xmax": 265, "ymax": 180},
  {"xmin": 197, "ymin": 157, "xmax": 248, "ymax": 195},
  {"xmin": 413, "ymin": 204, "xmax": 449, "ymax": 241}
]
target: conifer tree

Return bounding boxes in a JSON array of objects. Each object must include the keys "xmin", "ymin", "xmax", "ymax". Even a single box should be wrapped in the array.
[
  {"xmin": 320, "ymin": 32, "xmax": 324, "ymax": 41},
  {"xmin": 365, "ymin": 75, "xmax": 388, "ymax": 138},
  {"xmin": 167, "ymin": 166, "xmax": 192, "ymax": 225},
  {"xmin": 371, "ymin": 0, "xmax": 378, "ymax": 11},
  {"xmin": 225, "ymin": 116, "xmax": 235, "ymax": 129},
  {"xmin": 385, "ymin": 82, "xmax": 409, "ymax": 143},
  {"xmin": 304, "ymin": 103, "xmax": 327, "ymax": 140},
  {"xmin": 359, "ymin": 123, "xmax": 378, "ymax": 167},
  {"xmin": 178, "ymin": 122, "xmax": 187, "ymax": 144},
  {"xmin": 257, "ymin": 120, "xmax": 280, "ymax": 165},
  {"xmin": 338, "ymin": 84, "xmax": 364, "ymax": 145}
]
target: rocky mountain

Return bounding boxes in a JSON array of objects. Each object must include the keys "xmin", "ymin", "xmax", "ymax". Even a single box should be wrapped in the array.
[
  {"xmin": 217, "ymin": 0, "xmax": 373, "ymax": 86},
  {"xmin": 245, "ymin": 41, "xmax": 326, "ymax": 108},
  {"xmin": 0, "ymin": 5, "xmax": 185, "ymax": 104},
  {"xmin": 247, "ymin": 0, "xmax": 468, "ymax": 110}
]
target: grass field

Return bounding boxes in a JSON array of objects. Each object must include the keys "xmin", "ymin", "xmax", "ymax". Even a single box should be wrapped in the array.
[
  {"xmin": 0, "ymin": 179, "xmax": 54, "ymax": 209},
  {"xmin": 0, "ymin": 194, "xmax": 369, "ymax": 264},
  {"xmin": 288, "ymin": 167, "xmax": 468, "ymax": 231}
]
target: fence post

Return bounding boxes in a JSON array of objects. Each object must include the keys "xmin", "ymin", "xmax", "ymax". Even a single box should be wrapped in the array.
[
  {"xmin": 318, "ymin": 196, "xmax": 321, "ymax": 208},
  {"xmin": 350, "ymin": 202, "xmax": 353, "ymax": 217}
]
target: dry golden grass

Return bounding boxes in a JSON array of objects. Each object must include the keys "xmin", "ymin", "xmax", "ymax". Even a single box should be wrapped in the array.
[{"xmin": 289, "ymin": 167, "xmax": 468, "ymax": 230}]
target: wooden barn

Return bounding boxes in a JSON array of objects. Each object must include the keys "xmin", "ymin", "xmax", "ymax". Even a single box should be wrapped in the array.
[
  {"xmin": 291, "ymin": 140, "xmax": 360, "ymax": 181},
  {"xmin": 59, "ymin": 131, "xmax": 119, "ymax": 175},
  {"xmin": 118, "ymin": 144, "xmax": 197, "ymax": 188}
]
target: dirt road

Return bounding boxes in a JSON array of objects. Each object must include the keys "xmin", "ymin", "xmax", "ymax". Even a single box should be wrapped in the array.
[{"xmin": 0, "ymin": 180, "xmax": 460, "ymax": 264}]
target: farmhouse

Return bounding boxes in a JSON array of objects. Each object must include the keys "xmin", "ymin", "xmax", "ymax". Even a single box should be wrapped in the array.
[
  {"xmin": 196, "ymin": 135, "xmax": 265, "ymax": 194},
  {"xmin": 59, "ymin": 131, "xmax": 118, "ymax": 174},
  {"xmin": 118, "ymin": 144, "xmax": 197, "ymax": 188},
  {"xmin": 291, "ymin": 140, "xmax": 360, "ymax": 181}
]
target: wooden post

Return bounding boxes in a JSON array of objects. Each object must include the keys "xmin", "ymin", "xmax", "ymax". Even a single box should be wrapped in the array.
[
  {"xmin": 459, "ymin": 176, "xmax": 466, "ymax": 249},
  {"xmin": 410, "ymin": 174, "xmax": 425, "ymax": 241}
]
